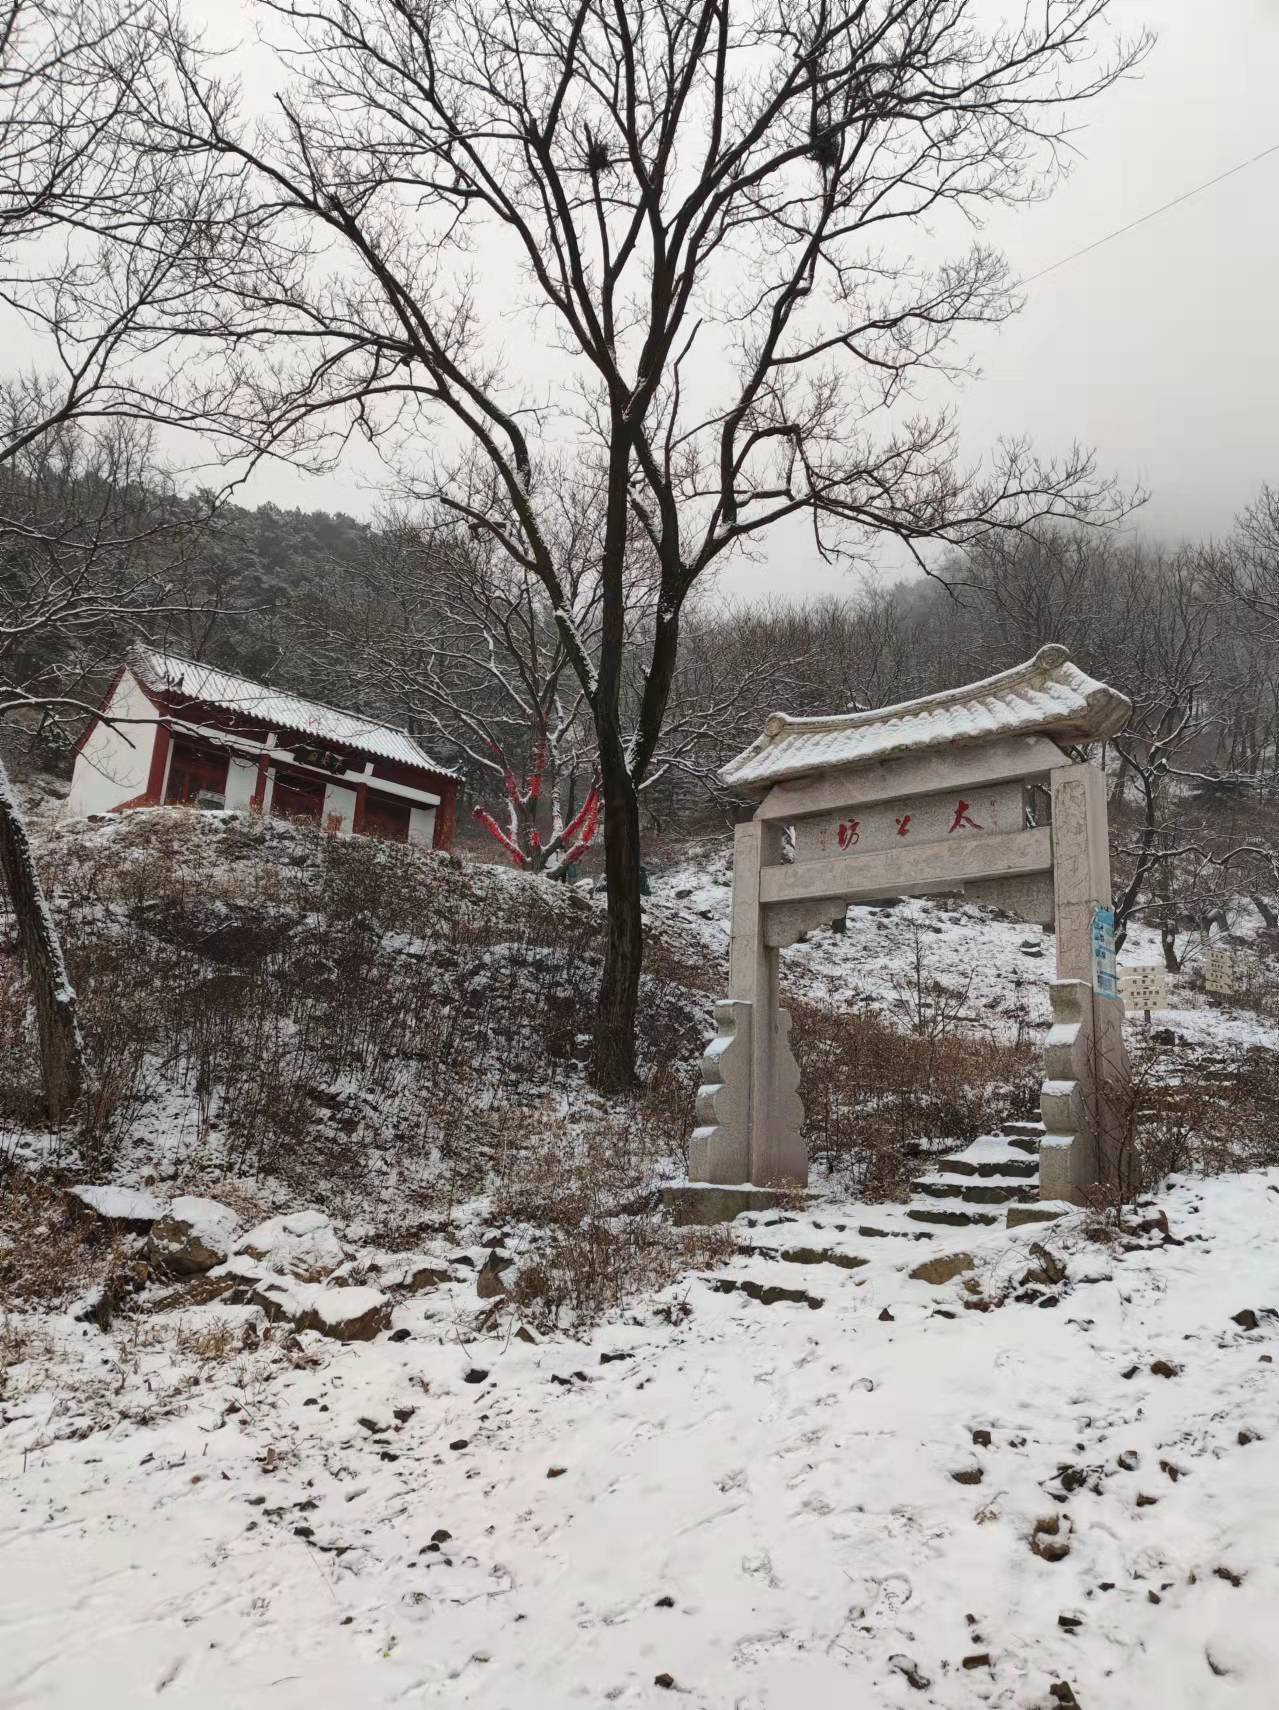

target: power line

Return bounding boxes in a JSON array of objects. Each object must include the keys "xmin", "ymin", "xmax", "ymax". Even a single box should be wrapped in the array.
[{"xmin": 1020, "ymin": 140, "xmax": 1279, "ymax": 286}]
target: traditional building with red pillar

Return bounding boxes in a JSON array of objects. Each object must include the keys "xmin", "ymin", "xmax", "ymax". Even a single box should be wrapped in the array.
[{"xmin": 67, "ymin": 649, "xmax": 460, "ymax": 850}]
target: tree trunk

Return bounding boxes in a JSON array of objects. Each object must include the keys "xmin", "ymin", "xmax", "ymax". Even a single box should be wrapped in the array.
[
  {"xmin": 0, "ymin": 759, "xmax": 84, "ymax": 1121},
  {"xmin": 1108, "ymin": 749, "xmax": 1129, "ymax": 809},
  {"xmin": 1157, "ymin": 860, "xmax": 1181, "ymax": 973},
  {"xmin": 1250, "ymin": 893, "xmax": 1277, "ymax": 929},
  {"xmin": 592, "ymin": 741, "xmax": 643, "ymax": 1092}
]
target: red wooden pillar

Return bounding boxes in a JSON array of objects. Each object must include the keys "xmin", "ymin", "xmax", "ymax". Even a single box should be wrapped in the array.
[
  {"xmin": 250, "ymin": 753, "xmax": 270, "ymax": 812},
  {"xmin": 353, "ymin": 781, "xmax": 368, "ymax": 836},
  {"xmin": 434, "ymin": 778, "xmax": 459, "ymax": 849}
]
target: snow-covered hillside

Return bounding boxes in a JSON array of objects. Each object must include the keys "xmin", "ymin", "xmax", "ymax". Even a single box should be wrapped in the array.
[{"xmin": 644, "ymin": 842, "xmax": 1279, "ymax": 1057}]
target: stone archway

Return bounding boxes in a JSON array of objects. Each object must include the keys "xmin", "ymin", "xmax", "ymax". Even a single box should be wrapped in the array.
[{"xmin": 680, "ymin": 647, "xmax": 1132, "ymax": 1219}]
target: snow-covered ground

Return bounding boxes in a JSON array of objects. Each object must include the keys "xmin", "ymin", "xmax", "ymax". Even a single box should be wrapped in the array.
[
  {"xmin": 3, "ymin": 1174, "xmax": 1277, "ymax": 1707},
  {"xmin": 4, "ymin": 820, "xmax": 1279, "ymax": 1707}
]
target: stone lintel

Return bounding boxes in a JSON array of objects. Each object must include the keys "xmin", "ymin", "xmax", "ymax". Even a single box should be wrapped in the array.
[
  {"xmin": 756, "ymin": 734, "xmax": 1068, "ymax": 819},
  {"xmin": 760, "ymin": 825, "xmax": 1052, "ymax": 908}
]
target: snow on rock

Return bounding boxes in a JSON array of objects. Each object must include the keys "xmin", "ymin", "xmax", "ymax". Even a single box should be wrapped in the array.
[
  {"xmin": 146, "ymin": 1196, "xmax": 242, "ymax": 1275},
  {"xmin": 374, "ymin": 1255, "xmax": 456, "ymax": 1294},
  {"xmin": 235, "ymin": 1210, "xmax": 345, "ymax": 1281},
  {"xmin": 247, "ymin": 1276, "xmax": 391, "ymax": 1341},
  {"xmin": 67, "ymin": 1184, "xmax": 164, "ymax": 1231},
  {"xmin": 909, "ymin": 1250, "xmax": 975, "ymax": 1284}
]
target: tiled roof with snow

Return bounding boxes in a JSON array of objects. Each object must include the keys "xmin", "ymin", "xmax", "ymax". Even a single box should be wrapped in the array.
[
  {"xmin": 721, "ymin": 645, "xmax": 1131, "ymax": 794},
  {"xmin": 131, "ymin": 648, "xmax": 457, "ymax": 775}
]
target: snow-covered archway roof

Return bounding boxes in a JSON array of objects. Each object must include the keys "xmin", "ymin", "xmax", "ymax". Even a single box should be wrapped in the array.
[{"xmin": 720, "ymin": 645, "xmax": 1131, "ymax": 794}]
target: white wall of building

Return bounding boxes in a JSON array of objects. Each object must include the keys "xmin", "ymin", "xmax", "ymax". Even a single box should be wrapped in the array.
[
  {"xmin": 225, "ymin": 756, "xmax": 258, "ymax": 811},
  {"xmin": 66, "ymin": 671, "xmax": 159, "ymax": 816},
  {"xmin": 322, "ymin": 781, "xmax": 358, "ymax": 835},
  {"xmin": 408, "ymin": 805, "xmax": 437, "ymax": 847}
]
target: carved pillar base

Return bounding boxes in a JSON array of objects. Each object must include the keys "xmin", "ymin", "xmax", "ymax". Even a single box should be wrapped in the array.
[
  {"xmin": 689, "ymin": 999, "xmax": 752, "ymax": 1184},
  {"xmin": 761, "ymin": 1005, "xmax": 806, "ymax": 1188},
  {"xmin": 1040, "ymin": 978, "xmax": 1097, "ymax": 1204},
  {"xmin": 1040, "ymin": 976, "xmax": 1133, "ymax": 1204},
  {"xmin": 662, "ymin": 1182, "xmax": 794, "ymax": 1226}
]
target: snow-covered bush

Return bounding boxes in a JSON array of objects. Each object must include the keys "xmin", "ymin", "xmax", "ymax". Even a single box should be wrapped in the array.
[{"xmin": 0, "ymin": 810, "xmax": 706, "ymax": 1221}]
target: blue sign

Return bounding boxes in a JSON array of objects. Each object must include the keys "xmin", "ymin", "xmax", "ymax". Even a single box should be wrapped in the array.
[{"xmin": 1091, "ymin": 906, "xmax": 1119, "ymax": 1000}]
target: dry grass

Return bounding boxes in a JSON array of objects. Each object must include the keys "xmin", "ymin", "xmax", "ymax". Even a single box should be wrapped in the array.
[
  {"xmin": 509, "ymin": 1219, "xmax": 733, "ymax": 1329},
  {"xmin": 0, "ymin": 1313, "xmax": 54, "ymax": 1400},
  {"xmin": 0, "ymin": 1166, "xmax": 118, "ymax": 1309},
  {"xmin": 494, "ymin": 1106, "xmax": 730, "ymax": 1327},
  {"xmin": 171, "ymin": 1315, "xmax": 247, "ymax": 1364},
  {"xmin": 2, "ymin": 813, "xmax": 693, "ymax": 1196}
]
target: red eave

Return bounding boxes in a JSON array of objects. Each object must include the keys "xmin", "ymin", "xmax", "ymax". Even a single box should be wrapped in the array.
[{"xmin": 156, "ymin": 692, "xmax": 451, "ymax": 792}]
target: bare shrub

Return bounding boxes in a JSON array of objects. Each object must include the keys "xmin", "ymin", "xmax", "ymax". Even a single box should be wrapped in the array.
[
  {"xmin": 0, "ymin": 1166, "xmax": 116, "ymax": 1307},
  {"xmin": 495, "ymin": 1105, "xmax": 727, "ymax": 1327},
  {"xmin": 790, "ymin": 997, "xmax": 1037, "ymax": 1199},
  {"xmin": 1139, "ymin": 1045, "xmax": 1279, "ymax": 1181},
  {"xmin": 1078, "ymin": 1040, "xmax": 1279, "ymax": 1230},
  {"xmin": 889, "ymin": 919, "xmax": 978, "ymax": 1039}
]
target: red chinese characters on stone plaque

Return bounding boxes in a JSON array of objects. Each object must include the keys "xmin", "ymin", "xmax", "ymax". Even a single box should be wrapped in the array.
[
  {"xmin": 947, "ymin": 799, "xmax": 983, "ymax": 834},
  {"xmin": 895, "ymin": 814, "xmax": 912, "ymax": 837},
  {"xmin": 837, "ymin": 818, "xmax": 861, "ymax": 849}
]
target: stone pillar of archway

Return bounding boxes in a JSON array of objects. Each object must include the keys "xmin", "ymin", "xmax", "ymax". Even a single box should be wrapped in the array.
[
  {"xmin": 688, "ymin": 819, "xmax": 805, "ymax": 1190},
  {"xmin": 1040, "ymin": 761, "xmax": 1131, "ymax": 1202}
]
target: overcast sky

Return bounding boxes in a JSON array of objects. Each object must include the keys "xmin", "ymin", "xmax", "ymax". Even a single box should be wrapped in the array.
[{"xmin": 175, "ymin": 0, "xmax": 1279, "ymax": 597}]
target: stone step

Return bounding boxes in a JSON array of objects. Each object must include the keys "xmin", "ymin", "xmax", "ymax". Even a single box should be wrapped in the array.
[
  {"xmin": 1005, "ymin": 1136, "xmax": 1042, "ymax": 1156},
  {"xmin": 905, "ymin": 1206, "xmax": 1001, "ymax": 1229},
  {"xmin": 914, "ymin": 1177, "xmax": 1039, "ymax": 1207},
  {"xmin": 1007, "ymin": 1203, "xmax": 1071, "ymax": 1229},
  {"xmin": 858, "ymin": 1227, "xmax": 937, "ymax": 1243},
  {"xmin": 1001, "ymin": 1119, "xmax": 1046, "ymax": 1138},
  {"xmin": 935, "ymin": 1153, "xmax": 1040, "ymax": 1180},
  {"xmin": 739, "ymin": 1244, "xmax": 870, "ymax": 1272}
]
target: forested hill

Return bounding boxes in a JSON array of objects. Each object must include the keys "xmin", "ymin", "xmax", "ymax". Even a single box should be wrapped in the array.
[{"xmin": 8, "ymin": 434, "xmax": 1279, "ymax": 971}]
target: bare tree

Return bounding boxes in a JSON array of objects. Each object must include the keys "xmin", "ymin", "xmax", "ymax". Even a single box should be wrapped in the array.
[
  {"xmin": 1109, "ymin": 551, "xmax": 1224, "ymax": 967},
  {"xmin": 306, "ymin": 502, "xmax": 797, "ymax": 867},
  {"xmin": 0, "ymin": 0, "xmax": 134, "ymax": 1119},
  {"xmin": 124, "ymin": 0, "xmax": 1149, "ymax": 1085},
  {"xmin": 1213, "ymin": 485, "xmax": 1279, "ymax": 633},
  {"xmin": 0, "ymin": 0, "xmax": 225, "ymax": 1117},
  {"xmin": 312, "ymin": 509, "xmax": 605, "ymax": 875},
  {"xmin": 632, "ymin": 592, "xmax": 809, "ymax": 830}
]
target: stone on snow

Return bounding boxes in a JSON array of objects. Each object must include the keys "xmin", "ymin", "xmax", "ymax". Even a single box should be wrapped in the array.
[{"xmin": 909, "ymin": 1251, "xmax": 975, "ymax": 1285}]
